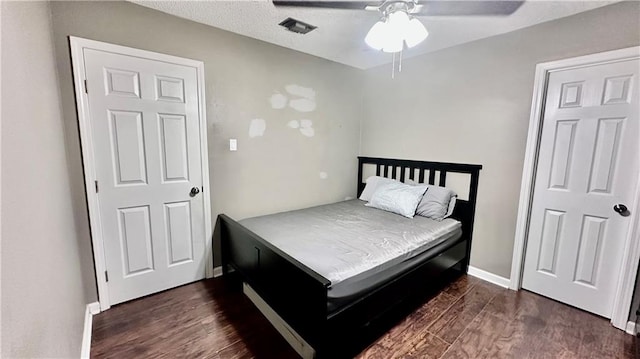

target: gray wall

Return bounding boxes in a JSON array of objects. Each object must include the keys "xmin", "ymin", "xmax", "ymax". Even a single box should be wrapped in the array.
[
  {"xmin": 1, "ymin": 1, "xmax": 91, "ymax": 357},
  {"xmin": 360, "ymin": 1, "xmax": 640, "ymax": 278},
  {"xmin": 49, "ymin": 0, "xmax": 363, "ymax": 289},
  {"xmin": 4, "ymin": 3, "xmax": 639, "ymax": 356}
]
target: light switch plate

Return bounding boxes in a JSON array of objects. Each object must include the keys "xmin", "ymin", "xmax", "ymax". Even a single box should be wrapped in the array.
[{"xmin": 229, "ymin": 139, "xmax": 237, "ymax": 151}]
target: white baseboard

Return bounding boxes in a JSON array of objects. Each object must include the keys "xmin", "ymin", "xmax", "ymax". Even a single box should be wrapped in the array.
[
  {"xmin": 81, "ymin": 302, "xmax": 100, "ymax": 358},
  {"xmin": 626, "ymin": 320, "xmax": 637, "ymax": 335},
  {"xmin": 88, "ymin": 302, "xmax": 100, "ymax": 315},
  {"xmin": 213, "ymin": 266, "xmax": 223, "ymax": 278},
  {"xmin": 467, "ymin": 266, "xmax": 511, "ymax": 289}
]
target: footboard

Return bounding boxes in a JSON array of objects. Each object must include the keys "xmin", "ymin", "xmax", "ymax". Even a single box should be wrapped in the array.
[{"xmin": 219, "ymin": 214, "xmax": 329, "ymax": 349}]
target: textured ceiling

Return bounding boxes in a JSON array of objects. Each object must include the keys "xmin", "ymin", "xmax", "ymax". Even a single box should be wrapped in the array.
[{"xmin": 129, "ymin": 0, "xmax": 618, "ymax": 69}]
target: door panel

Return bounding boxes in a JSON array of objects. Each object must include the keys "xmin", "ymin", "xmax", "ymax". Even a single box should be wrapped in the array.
[
  {"xmin": 536, "ymin": 209, "xmax": 564, "ymax": 276},
  {"xmin": 165, "ymin": 201, "xmax": 194, "ymax": 266},
  {"xmin": 159, "ymin": 114, "xmax": 190, "ymax": 182},
  {"xmin": 573, "ymin": 215, "xmax": 606, "ymax": 286},
  {"xmin": 109, "ymin": 110, "xmax": 148, "ymax": 185},
  {"xmin": 84, "ymin": 48, "xmax": 206, "ymax": 305},
  {"xmin": 588, "ymin": 117, "xmax": 624, "ymax": 194},
  {"xmin": 118, "ymin": 206, "xmax": 154, "ymax": 276},
  {"xmin": 548, "ymin": 120, "xmax": 577, "ymax": 190},
  {"xmin": 523, "ymin": 59, "xmax": 639, "ymax": 317}
]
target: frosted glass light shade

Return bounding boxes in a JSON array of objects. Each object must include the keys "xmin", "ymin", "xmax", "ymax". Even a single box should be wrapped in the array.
[
  {"xmin": 383, "ymin": 11, "xmax": 409, "ymax": 53},
  {"xmin": 382, "ymin": 35, "xmax": 403, "ymax": 53},
  {"xmin": 364, "ymin": 20, "xmax": 388, "ymax": 51},
  {"xmin": 387, "ymin": 9, "xmax": 410, "ymax": 31},
  {"xmin": 364, "ymin": 11, "xmax": 429, "ymax": 53},
  {"xmin": 405, "ymin": 18, "xmax": 429, "ymax": 48}
]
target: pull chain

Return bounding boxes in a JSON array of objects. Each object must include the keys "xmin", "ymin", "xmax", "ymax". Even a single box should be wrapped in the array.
[
  {"xmin": 390, "ymin": 47, "xmax": 404, "ymax": 79},
  {"xmin": 391, "ymin": 52, "xmax": 396, "ymax": 79}
]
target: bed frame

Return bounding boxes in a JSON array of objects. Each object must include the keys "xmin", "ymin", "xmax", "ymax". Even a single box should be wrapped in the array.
[{"xmin": 219, "ymin": 157, "xmax": 482, "ymax": 358}]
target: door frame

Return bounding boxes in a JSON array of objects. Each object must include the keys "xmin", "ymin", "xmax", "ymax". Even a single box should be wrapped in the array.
[
  {"xmin": 510, "ymin": 46, "xmax": 640, "ymax": 331},
  {"xmin": 70, "ymin": 37, "xmax": 213, "ymax": 311}
]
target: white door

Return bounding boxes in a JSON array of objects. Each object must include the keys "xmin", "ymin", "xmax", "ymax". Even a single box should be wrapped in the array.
[
  {"xmin": 522, "ymin": 59, "xmax": 639, "ymax": 317},
  {"xmin": 84, "ymin": 48, "xmax": 207, "ymax": 305}
]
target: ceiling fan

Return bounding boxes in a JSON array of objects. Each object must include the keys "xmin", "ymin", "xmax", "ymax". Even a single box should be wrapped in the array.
[
  {"xmin": 272, "ymin": 0, "xmax": 524, "ymax": 17},
  {"xmin": 273, "ymin": 1, "xmax": 523, "ymax": 51},
  {"xmin": 273, "ymin": 0, "xmax": 523, "ymax": 76}
]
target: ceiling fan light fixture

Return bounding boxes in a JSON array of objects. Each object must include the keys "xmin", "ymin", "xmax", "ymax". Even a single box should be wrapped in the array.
[
  {"xmin": 383, "ymin": 10, "xmax": 409, "ymax": 53},
  {"xmin": 364, "ymin": 20, "xmax": 388, "ymax": 51},
  {"xmin": 365, "ymin": 19, "xmax": 404, "ymax": 53},
  {"xmin": 404, "ymin": 18, "xmax": 428, "ymax": 48},
  {"xmin": 382, "ymin": 33, "xmax": 403, "ymax": 53},
  {"xmin": 365, "ymin": 8, "xmax": 428, "ymax": 52},
  {"xmin": 387, "ymin": 8, "xmax": 410, "ymax": 31}
]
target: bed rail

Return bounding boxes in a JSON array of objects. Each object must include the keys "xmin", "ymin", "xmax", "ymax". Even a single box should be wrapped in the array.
[{"xmin": 219, "ymin": 214, "xmax": 329, "ymax": 348}]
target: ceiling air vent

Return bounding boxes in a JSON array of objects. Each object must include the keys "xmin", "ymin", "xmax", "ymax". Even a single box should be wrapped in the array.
[{"xmin": 279, "ymin": 17, "xmax": 317, "ymax": 34}]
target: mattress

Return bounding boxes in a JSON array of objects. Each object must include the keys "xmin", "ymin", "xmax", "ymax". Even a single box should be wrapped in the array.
[{"xmin": 239, "ymin": 199, "xmax": 462, "ymax": 287}]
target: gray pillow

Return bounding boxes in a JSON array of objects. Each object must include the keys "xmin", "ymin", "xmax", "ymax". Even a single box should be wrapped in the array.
[
  {"xmin": 406, "ymin": 180, "xmax": 457, "ymax": 221},
  {"xmin": 365, "ymin": 181, "xmax": 428, "ymax": 218},
  {"xmin": 418, "ymin": 186, "xmax": 456, "ymax": 221}
]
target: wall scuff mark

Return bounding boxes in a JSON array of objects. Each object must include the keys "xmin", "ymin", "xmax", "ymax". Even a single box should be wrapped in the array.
[
  {"xmin": 286, "ymin": 119, "xmax": 315, "ymax": 137},
  {"xmin": 300, "ymin": 119, "xmax": 314, "ymax": 137},
  {"xmin": 271, "ymin": 85, "xmax": 316, "ymax": 112},
  {"xmin": 289, "ymin": 98, "xmax": 316, "ymax": 112},
  {"xmin": 286, "ymin": 84, "xmax": 316, "ymax": 100},
  {"xmin": 248, "ymin": 118, "xmax": 266, "ymax": 138},
  {"xmin": 270, "ymin": 93, "xmax": 288, "ymax": 109}
]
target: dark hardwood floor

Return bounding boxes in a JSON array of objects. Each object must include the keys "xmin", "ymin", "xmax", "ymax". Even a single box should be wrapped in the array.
[{"xmin": 91, "ymin": 275, "xmax": 634, "ymax": 358}]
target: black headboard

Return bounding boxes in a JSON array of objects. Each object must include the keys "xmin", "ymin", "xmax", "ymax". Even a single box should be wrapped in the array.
[{"xmin": 357, "ymin": 156, "xmax": 482, "ymax": 248}]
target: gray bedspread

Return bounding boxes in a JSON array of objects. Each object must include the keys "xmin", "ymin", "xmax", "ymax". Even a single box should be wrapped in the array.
[{"xmin": 239, "ymin": 200, "xmax": 461, "ymax": 286}]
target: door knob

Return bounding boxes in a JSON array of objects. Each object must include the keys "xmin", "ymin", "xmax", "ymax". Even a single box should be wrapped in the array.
[
  {"xmin": 190, "ymin": 187, "xmax": 200, "ymax": 197},
  {"xmin": 613, "ymin": 204, "xmax": 629, "ymax": 217}
]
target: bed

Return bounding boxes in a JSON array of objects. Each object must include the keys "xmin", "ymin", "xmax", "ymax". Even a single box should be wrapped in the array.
[{"xmin": 219, "ymin": 157, "xmax": 482, "ymax": 358}]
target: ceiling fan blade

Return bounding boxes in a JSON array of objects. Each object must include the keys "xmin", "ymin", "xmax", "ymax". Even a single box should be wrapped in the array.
[
  {"xmin": 413, "ymin": 1, "xmax": 524, "ymax": 16},
  {"xmin": 273, "ymin": 1, "xmax": 383, "ymax": 10}
]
